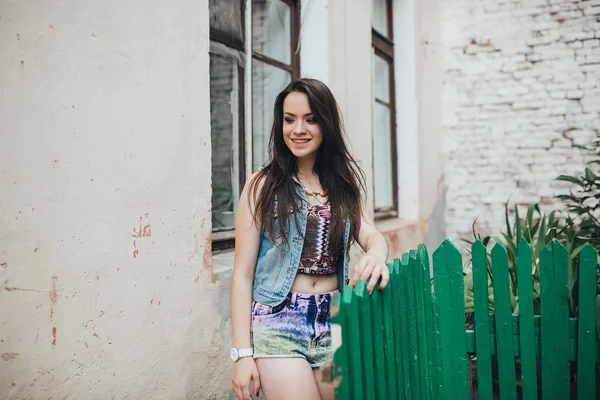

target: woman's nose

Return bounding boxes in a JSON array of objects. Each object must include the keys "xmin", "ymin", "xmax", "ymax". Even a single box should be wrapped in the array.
[{"xmin": 293, "ymin": 121, "xmax": 306, "ymax": 134}]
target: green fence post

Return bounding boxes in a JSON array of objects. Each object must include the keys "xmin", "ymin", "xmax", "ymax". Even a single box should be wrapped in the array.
[
  {"xmin": 540, "ymin": 240, "xmax": 570, "ymax": 399},
  {"xmin": 577, "ymin": 244, "xmax": 598, "ymax": 398},
  {"xmin": 356, "ymin": 280, "xmax": 376, "ymax": 400},
  {"xmin": 491, "ymin": 243, "xmax": 517, "ymax": 400},
  {"xmin": 516, "ymin": 239, "xmax": 538, "ymax": 400},
  {"xmin": 345, "ymin": 287, "xmax": 364, "ymax": 399},
  {"xmin": 411, "ymin": 250, "xmax": 430, "ymax": 399},
  {"xmin": 432, "ymin": 240, "xmax": 469, "ymax": 400},
  {"xmin": 405, "ymin": 252, "xmax": 421, "ymax": 400},
  {"xmin": 382, "ymin": 263, "xmax": 398, "ymax": 400},
  {"xmin": 418, "ymin": 244, "xmax": 437, "ymax": 400},
  {"xmin": 391, "ymin": 258, "xmax": 407, "ymax": 400},
  {"xmin": 332, "ymin": 290, "xmax": 350, "ymax": 400},
  {"xmin": 399, "ymin": 254, "xmax": 413, "ymax": 399},
  {"xmin": 472, "ymin": 240, "xmax": 493, "ymax": 399},
  {"xmin": 370, "ymin": 282, "xmax": 387, "ymax": 399}
]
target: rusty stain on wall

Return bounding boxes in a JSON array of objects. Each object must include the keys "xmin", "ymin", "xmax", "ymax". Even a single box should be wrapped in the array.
[
  {"xmin": 190, "ymin": 214, "xmax": 217, "ymax": 283},
  {"xmin": 1, "ymin": 287, "xmax": 45, "ymax": 294},
  {"xmin": 202, "ymin": 215, "xmax": 217, "ymax": 283},
  {"xmin": 49, "ymin": 276, "xmax": 57, "ymax": 319},
  {"xmin": 133, "ymin": 215, "xmax": 152, "ymax": 238},
  {"xmin": 49, "ymin": 276, "xmax": 58, "ymax": 348},
  {"xmin": 84, "ymin": 310, "xmax": 106, "ymax": 329},
  {"xmin": 132, "ymin": 215, "xmax": 152, "ymax": 258},
  {"xmin": 149, "ymin": 295, "xmax": 161, "ymax": 306}
]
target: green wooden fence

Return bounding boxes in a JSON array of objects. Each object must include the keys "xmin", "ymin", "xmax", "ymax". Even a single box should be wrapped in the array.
[{"xmin": 331, "ymin": 239, "xmax": 599, "ymax": 399}]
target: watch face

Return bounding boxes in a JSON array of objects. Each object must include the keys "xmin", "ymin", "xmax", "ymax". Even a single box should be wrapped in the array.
[{"xmin": 230, "ymin": 348, "xmax": 238, "ymax": 361}]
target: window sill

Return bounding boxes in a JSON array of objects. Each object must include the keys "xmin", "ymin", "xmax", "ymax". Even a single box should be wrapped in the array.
[
  {"xmin": 375, "ymin": 216, "xmax": 419, "ymax": 234},
  {"xmin": 374, "ymin": 209, "xmax": 398, "ymax": 221},
  {"xmin": 212, "ymin": 229, "xmax": 235, "ymax": 252}
]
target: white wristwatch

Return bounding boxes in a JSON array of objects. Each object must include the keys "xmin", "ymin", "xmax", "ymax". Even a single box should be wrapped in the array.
[{"xmin": 230, "ymin": 347, "xmax": 253, "ymax": 362}]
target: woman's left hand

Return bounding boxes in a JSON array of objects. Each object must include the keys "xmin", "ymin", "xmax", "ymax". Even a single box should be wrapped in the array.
[{"xmin": 349, "ymin": 254, "xmax": 390, "ymax": 293}]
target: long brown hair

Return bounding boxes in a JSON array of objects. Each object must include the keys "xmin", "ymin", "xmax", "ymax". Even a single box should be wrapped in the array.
[{"xmin": 249, "ymin": 78, "xmax": 365, "ymax": 256}]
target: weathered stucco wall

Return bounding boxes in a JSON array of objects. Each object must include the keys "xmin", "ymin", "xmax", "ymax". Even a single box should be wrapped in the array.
[
  {"xmin": 0, "ymin": 1, "xmax": 231, "ymax": 398},
  {"xmin": 328, "ymin": 0, "xmax": 374, "ymax": 215},
  {"xmin": 417, "ymin": 0, "xmax": 446, "ymax": 252}
]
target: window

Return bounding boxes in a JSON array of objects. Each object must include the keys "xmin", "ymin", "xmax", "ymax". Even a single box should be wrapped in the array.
[
  {"xmin": 210, "ymin": 0, "xmax": 300, "ymax": 250},
  {"xmin": 372, "ymin": 0, "xmax": 398, "ymax": 218}
]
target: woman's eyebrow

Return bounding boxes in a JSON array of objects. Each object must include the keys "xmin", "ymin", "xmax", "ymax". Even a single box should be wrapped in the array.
[{"xmin": 283, "ymin": 112, "xmax": 314, "ymax": 117}]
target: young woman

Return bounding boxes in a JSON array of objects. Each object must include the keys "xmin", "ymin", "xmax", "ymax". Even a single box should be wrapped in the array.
[{"xmin": 230, "ymin": 78, "xmax": 390, "ymax": 400}]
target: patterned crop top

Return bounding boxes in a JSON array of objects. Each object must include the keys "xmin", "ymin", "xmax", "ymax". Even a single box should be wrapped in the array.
[{"xmin": 297, "ymin": 203, "xmax": 336, "ymax": 275}]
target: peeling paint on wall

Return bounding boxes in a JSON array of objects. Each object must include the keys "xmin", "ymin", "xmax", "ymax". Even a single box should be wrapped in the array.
[
  {"xmin": 49, "ymin": 276, "xmax": 57, "ymax": 319},
  {"xmin": 2, "ymin": 352, "xmax": 19, "ymax": 361},
  {"xmin": 132, "ymin": 214, "xmax": 152, "ymax": 259}
]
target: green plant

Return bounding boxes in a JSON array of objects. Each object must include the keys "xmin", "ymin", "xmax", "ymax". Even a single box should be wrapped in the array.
[
  {"xmin": 554, "ymin": 137, "xmax": 600, "ymax": 334},
  {"xmin": 463, "ymin": 202, "xmax": 565, "ymax": 327},
  {"xmin": 464, "ymin": 137, "xmax": 600, "ymax": 329},
  {"xmin": 554, "ymin": 137, "xmax": 600, "ymax": 253}
]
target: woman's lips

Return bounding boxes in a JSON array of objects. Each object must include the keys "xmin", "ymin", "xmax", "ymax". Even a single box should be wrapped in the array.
[{"xmin": 291, "ymin": 138, "xmax": 311, "ymax": 145}]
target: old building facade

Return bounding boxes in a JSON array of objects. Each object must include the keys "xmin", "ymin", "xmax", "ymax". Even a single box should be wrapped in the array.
[{"xmin": 1, "ymin": 0, "xmax": 596, "ymax": 398}]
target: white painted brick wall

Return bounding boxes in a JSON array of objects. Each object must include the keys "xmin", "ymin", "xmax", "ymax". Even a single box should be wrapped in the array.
[{"xmin": 442, "ymin": 0, "xmax": 600, "ymax": 243}]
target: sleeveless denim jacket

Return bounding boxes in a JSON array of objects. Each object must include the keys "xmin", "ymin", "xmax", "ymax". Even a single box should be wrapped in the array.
[{"xmin": 253, "ymin": 178, "xmax": 351, "ymax": 306}]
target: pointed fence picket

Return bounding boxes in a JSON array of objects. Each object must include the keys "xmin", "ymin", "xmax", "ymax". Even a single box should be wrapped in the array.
[{"xmin": 331, "ymin": 239, "xmax": 599, "ymax": 399}]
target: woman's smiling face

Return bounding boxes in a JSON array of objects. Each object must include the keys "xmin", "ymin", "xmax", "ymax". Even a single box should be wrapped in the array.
[{"xmin": 282, "ymin": 92, "xmax": 323, "ymax": 161}]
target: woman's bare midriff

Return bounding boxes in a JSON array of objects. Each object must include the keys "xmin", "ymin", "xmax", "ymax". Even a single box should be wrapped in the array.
[{"xmin": 290, "ymin": 272, "xmax": 338, "ymax": 294}]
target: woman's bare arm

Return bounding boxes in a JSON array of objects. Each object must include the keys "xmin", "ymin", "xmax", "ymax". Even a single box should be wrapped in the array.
[
  {"xmin": 230, "ymin": 173, "xmax": 262, "ymax": 399},
  {"xmin": 349, "ymin": 212, "xmax": 390, "ymax": 293}
]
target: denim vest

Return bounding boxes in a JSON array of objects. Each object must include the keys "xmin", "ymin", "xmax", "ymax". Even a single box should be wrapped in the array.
[{"xmin": 253, "ymin": 179, "xmax": 351, "ymax": 306}]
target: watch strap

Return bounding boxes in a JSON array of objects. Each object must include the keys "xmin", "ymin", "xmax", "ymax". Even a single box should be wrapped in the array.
[{"xmin": 238, "ymin": 348, "xmax": 253, "ymax": 358}]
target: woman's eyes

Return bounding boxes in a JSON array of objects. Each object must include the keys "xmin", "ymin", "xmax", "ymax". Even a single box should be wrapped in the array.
[{"xmin": 284, "ymin": 118, "xmax": 317, "ymax": 124}]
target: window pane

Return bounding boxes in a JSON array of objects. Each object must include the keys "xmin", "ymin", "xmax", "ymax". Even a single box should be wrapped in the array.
[
  {"xmin": 253, "ymin": 0, "xmax": 291, "ymax": 64},
  {"xmin": 210, "ymin": 53, "xmax": 241, "ymax": 229},
  {"xmin": 252, "ymin": 60, "xmax": 291, "ymax": 170},
  {"xmin": 373, "ymin": 102, "xmax": 394, "ymax": 210},
  {"xmin": 373, "ymin": 54, "xmax": 390, "ymax": 103},
  {"xmin": 209, "ymin": 0, "xmax": 244, "ymax": 45},
  {"xmin": 372, "ymin": 0, "xmax": 388, "ymax": 37}
]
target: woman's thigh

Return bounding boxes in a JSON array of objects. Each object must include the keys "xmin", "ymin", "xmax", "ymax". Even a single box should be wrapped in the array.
[
  {"xmin": 313, "ymin": 367, "xmax": 334, "ymax": 400},
  {"xmin": 256, "ymin": 358, "xmax": 321, "ymax": 400}
]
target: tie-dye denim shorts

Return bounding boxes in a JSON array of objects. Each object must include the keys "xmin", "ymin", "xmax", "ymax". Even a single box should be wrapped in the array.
[{"xmin": 251, "ymin": 290, "xmax": 338, "ymax": 368}]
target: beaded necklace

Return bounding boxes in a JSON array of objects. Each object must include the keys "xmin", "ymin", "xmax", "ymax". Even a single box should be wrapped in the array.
[{"xmin": 297, "ymin": 175, "xmax": 328, "ymax": 204}]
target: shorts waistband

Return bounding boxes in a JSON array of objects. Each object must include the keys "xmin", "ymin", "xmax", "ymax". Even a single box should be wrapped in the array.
[{"xmin": 286, "ymin": 289, "xmax": 339, "ymax": 307}]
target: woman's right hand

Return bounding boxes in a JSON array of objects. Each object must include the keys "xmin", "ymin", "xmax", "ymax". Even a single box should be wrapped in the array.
[{"xmin": 232, "ymin": 357, "xmax": 261, "ymax": 400}]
